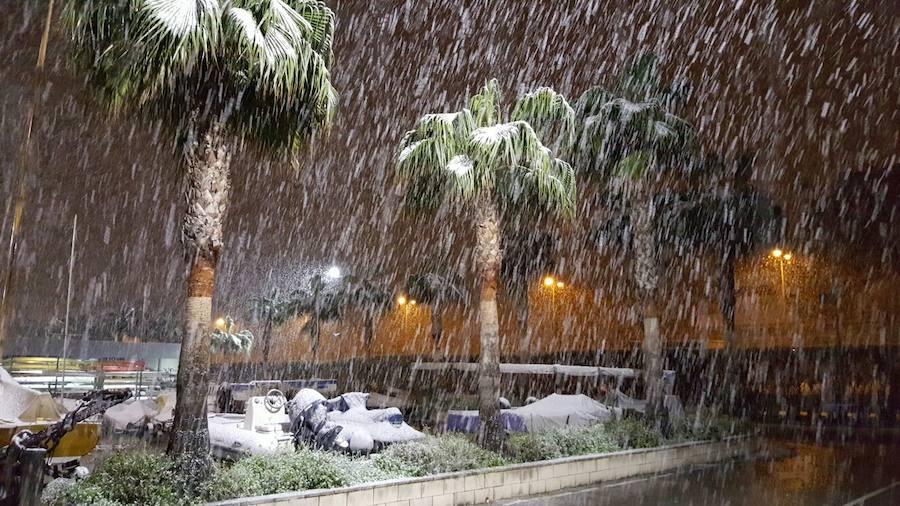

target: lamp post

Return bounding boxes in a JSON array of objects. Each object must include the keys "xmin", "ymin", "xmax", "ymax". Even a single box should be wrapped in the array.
[{"xmin": 770, "ymin": 248, "xmax": 793, "ymax": 299}]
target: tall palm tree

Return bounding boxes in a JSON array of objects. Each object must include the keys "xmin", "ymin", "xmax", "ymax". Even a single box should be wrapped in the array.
[
  {"xmin": 343, "ymin": 271, "xmax": 392, "ymax": 347},
  {"xmin": 500, "ymin": 229, "xmax": 554, "ymax": 355},
  {"xmin": 63, "ymin": 0, "xmax": 337, "ymax": 472},
  {"xmin": 406, "ymin": 271, "xmax": 466, "ymax": 349},
  {"xmin": 249, "ymin": 288, "xmax": 284, "ymax": 364},
  {"xmin": 572, "ymin": 54, "xmax": 693, "ymax": 418},
  {"xmin": 277, "ymin": 275, "xmax": 345, "ymax": 355},
  {"xmin": 677, "ymin": 153, "xmax": 779, "ymax": 346},
  {"xmin": 396, "ymin": 80, "xmax": 576, "ymax": 449}
]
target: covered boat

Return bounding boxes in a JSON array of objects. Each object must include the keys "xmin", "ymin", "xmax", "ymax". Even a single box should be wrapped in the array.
[{"xmin": 0, "ymin": 367, "xmax": 100, "ymax": 463}]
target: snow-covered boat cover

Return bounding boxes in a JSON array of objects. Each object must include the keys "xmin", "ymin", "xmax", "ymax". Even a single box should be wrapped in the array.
[
  {"xmin": 101, "ymin": 390, "xmax": 175, "ymax": 430},
  {"xmin": 0, "ymin": 366, "xmax": 66, "ymax": 424},
  {"xmin": 445, "ymin": 410, "xmax": 527, "ymax": 433},
  {"xmin": 413, "ymin": 361, "xmax": 675, "ymax": 380},
  {"xmin": 511, "ymin": 394, "xmax": 616, "ymax": 430}
]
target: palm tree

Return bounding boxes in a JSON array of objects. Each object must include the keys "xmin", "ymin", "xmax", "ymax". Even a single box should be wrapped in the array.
[
  {"xmin": 677, "ymin": 153, "xmax": 779, "ymax": 346},
  {"xmin": 406, "ymin": 271, "xmax": 466, "ymax": 351},
  {"xmin": 277, "ymin": 275, "xmax": 345, "ymax": 355},
  {"xmin": 211, "ymin": 316, "xmax": 254, "ymax": 353},
  {"xmin": 500, "ymin": 230, "xmax": 554, "ymax": 355},
  {"xmin": 572, "ymin": 54, "xmax": 693, "ymax": 418},
  {"xmin": 396, "ymin": 80, "xmax": 575, "ymax": 449},
  {"xmin": 343, "ymin": 271, "xmax": 392, "ymax": 347},
  {"xmin": 63, "ymin": 0, "xmax": 337, "ymax": 472},
  {"xmin": 249, "ymin": 289, "xmax": 284, "ymax": 364}
]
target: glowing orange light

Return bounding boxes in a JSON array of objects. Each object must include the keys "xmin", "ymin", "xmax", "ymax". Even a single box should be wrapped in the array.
[
  {"xmin": 410, "ymin": 300, "xmax": 417, "ymax": 306},
  {"xmin": 556, "ymin": 281, "xmax": 565, "ymax": 288},
  {"xmin": 771, "ymin": 248, "xmax": 783, "ymax": 258},
  {"xmin": 543, "ymin": 276, "xmax": 555, "ymax": 286},
  {"xmin": 783, "ymin": 253, "xmax": 792, "ymax": 261},
  {"xmin": 397, "ymin": 296, "xmax": 407, "ymax": 305}
]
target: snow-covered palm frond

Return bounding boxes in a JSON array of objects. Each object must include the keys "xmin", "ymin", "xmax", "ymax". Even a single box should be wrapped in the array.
[
  {"xmin": 468, "ymin": 79, "xmax": 503, "ymax": 127},
  {"xmin": 396, "ymin": 82, "xmax": 576, "ymax": 218},
  {"xmin": 397, "ymin": 108, "xmax": 482, "ymax": 202},
  {"xmin": 407, "ymin": 272, "xmax": 467, "ymax": 306},
  {"xmin": 510, "ymin": 87, "xmax": 575, "ymax": 150},
  {"xmin": 63, "ymin": 0, "xmax": 336, "ymax": 154},
  {"xmin": 211, "ymin": 316, "xmax": 253, "ymax": 353}
]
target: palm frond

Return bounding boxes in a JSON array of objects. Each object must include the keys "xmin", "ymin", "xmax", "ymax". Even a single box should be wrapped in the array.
[
  {"xmin": 468, "ymin": 79, "xmax": 503, "ymax": 127},
  {"xmin": 510, "ymin": 87, "xmax": 575, "ymax": 150},
  {"xmin": 63, "ymin": 0, "xmax": 337, "ymax": 154}
]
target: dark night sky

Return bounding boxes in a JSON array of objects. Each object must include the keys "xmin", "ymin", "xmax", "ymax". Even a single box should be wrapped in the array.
[{"xmin": 0, "ymin": 0, "xmax": 897, "ymax": 329}]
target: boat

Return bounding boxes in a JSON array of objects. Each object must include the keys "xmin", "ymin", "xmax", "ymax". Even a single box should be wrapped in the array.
[
  {"xmin": 0, "ymin": 367, "xmax": 100, "ymax": 464},
  {"xmin": 208, "ymin": 390, "xmax": 294, "ymax": 459}
]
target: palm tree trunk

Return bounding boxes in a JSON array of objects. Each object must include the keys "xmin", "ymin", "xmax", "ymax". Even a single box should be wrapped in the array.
[
  {"xmin": 430, "ymin": 302, "xmax": 444, "ymax": 360},
  {"xmin": 633, "ymin": 192, "xmax": 663, "ymax": 420},
  {"xmin": 311, "ymin": 315, "xmax": 320, "ymax": 356},
  {"xmin": 717, "ymin": 246, "xmax": 738, "ymax": 410},
  {"xmin": 430, "ymin": 302, "xmax": 443, "ymax": 344},
  {"xmin": 260, "ymin": 315, "xmax": 273, "ymax": 375},
  {"xmin": 168, "ymin": 121, "xmax": 230, "ymax": 481},
  {"xmin": 475, "ymin": 195, "xmax": 503, "ymax": 450},
  {"xmin": 364, "ymin": 311, "xmax": 374, "ymax": 346},
  {"xmin": 0, "ymin": 0, "xmax": 54, "ymax": 360},
  {"xmin": 515, "ymin": 286, "xmax": 531, "ymax": 358}
]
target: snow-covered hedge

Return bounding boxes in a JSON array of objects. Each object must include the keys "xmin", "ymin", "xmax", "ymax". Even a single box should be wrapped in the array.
[
  {"xmin": 48, "ymin": 419, "xmax": 750, "ymax": 505},
  {"xmin": 373, "ymin": 433, "xmax": 507, "ymax": 477}
]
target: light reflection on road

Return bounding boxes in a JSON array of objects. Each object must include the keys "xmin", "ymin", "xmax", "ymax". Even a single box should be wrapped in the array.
[{"xmin": 499, "ymin": 439, "xmax": 900, "ymax": 506}]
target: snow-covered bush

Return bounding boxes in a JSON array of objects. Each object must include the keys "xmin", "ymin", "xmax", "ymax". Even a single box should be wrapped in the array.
[
  {"xmin": 604, "ymin": 418, "xmax": 662, "ymax": 449},
  {"xmin": 57, "ymin": 453, "xmax": 191, "ymax": 506},
  {"xmin": 374, "ymin": 434, "xmax": 507, "ymax": 477},
  {"xmin": 504, "ymin": 431, "xmax": 564, "ymax": 462},
  {"xmin": 202, "ymin": 449, "xmax": 347, "ymax": 501}
]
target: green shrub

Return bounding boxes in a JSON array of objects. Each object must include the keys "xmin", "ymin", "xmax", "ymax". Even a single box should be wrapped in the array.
[
  {"xmin": 329, "ymin": 452, "xmax": 408, "ymax": 485},
  {"xmin": 556, "ymin": 424, "xmax": 620, "ymax": 456},
  {"xmin": 505, "ymin": 431, "xmax": 564, "ymax": 462},
  {"xmin": 671, "ymin": 415, "xmax": 753, "ymax": 442},
  {"xmin": 60, "ymin": 453, "xmax": 192, "ymax": 506},
  {"xmin": 506, "ymin": 424, "xmax": 621, "ymax": 462},
  {"xmin": 374, "ymin": 435, "xmax": 506, "ymax": 477},
  {"xmin": 201, "ymin": 449, "xmax": 347, "ymax": 502},
  {"xmin": 604, "ymin": 418, "xmax": 662, "ymax": 449}
]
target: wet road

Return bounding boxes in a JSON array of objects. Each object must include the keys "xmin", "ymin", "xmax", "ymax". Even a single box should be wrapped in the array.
[{"xmin": 497, "ymin": 440, "xmax": 900, "ymax": 506}]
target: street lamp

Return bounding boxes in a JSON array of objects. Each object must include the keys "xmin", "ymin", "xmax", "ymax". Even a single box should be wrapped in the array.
[
  {"xmin": 324, "ymin": 266, "xmax": 342, "ymax": 279},
  {"xmin": 214, "ymin": 317, "xmax": 226, "ymax": 329},
  {"xmin": 396, "ymin": 296, "xmax": 407, "ymax": 306},
  {"xmin": 769, "ymin": 248, "xmax": 793, "ymax": 299},
  {"xmin": 543, "ymin": 276, "xmax": 555, "ymax": 287}
]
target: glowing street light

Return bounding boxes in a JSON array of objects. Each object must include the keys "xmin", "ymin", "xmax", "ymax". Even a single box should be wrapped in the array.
[
  {"xmin": 769, "ymin": 248, "xmax": 793, "ymax": 299},
  {"xmin": 556, "ymin": 281, "xmax": 565, "ymax": 288},
  {"xmin": 397, "ymin": 296, "xmax": 407, "ymax": 306},
  {"xmin": 324, "ymin": 266, "xmax": 342, "ymax": 279},
  {"xmin": 543, "ymin": 276, "xmax": 555, "ymax": 287},
  {"xmin": 214, "ymin": 317, "xmax": 226, "ymax": 329},
  {"xmin": 409, "ymin": 299, "xmax": 417, "ymax": 306}
]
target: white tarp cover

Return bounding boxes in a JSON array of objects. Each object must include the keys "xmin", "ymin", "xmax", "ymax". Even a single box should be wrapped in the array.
[
  {"xmin": 510, "ymin": 393, "xmax": 615, "ymax": 430},
  {"xmin": 0, "ymin": 366, "xmax": 65, "ymax": 424},
  {"xmin": 413, "ymin": 362, "xmax": 676, "ymax": 380},
  {"xmin": 102, "ymin": 391, "xmax": 175, "ymax": 430}
]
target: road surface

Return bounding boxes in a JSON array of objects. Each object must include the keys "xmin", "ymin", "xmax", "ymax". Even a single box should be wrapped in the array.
[{"xmin": 497, "ymin": 439, "xmax": 900, "ymax": 506}]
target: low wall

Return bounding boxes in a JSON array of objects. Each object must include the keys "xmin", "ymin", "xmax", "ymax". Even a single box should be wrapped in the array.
[{"xmin": 210, "ymin": 436, "xmax": 761, "ymax": 506}]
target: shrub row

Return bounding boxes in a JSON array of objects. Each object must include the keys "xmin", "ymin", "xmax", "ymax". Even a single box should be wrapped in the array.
[{"xmin": 48, "ymin": 418, "xmax": 749, "ymax": 505}]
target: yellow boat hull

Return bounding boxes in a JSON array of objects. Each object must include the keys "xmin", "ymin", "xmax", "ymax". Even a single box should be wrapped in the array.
[{"xmin": 0, "ymin": 422, "xmax": 100, "ymax": 462}]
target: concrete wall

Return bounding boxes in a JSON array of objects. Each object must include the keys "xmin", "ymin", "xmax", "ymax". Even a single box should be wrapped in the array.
[{"xmin": 209, "ymin": 437, "xmax": 761, "ymax": 506}]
